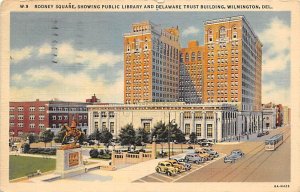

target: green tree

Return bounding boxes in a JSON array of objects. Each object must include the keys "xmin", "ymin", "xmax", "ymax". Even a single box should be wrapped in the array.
[
  {"xmin": 151, "ymin": 121, "xmax": 168, "ymax": 142},
  {"xmin": 39, "ymin": 129, "xmax": 54, "ymax": 147},
  {"xmin": 189, "ymin": 132, "xmax": 197, "ymax": 144},
  {"xmin": 151, "ymin": 121, "xmax": 185, "ymax": 143},
  {"xmin": 119, "ymin": 124, "xmax": 136, "ymax": 146},
  {"xmin": 27, "ymin": 133, "xmax": 39, "ymax": 144},
  {"xmin": 88, "ymin": 129, "xmax": 101, "ymax": 143},
  {"xmin": 135, "ymin": 128, "xmax": 150, "ymax": 146},
  {"xmin": 100, "ymin": 129, "xmax": 113, "ymax": 144}
]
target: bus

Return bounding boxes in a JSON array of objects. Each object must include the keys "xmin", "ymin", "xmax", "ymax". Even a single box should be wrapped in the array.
[{"xmin": 265, "ymin": 134, "xmax": 283, "ymax": 151}]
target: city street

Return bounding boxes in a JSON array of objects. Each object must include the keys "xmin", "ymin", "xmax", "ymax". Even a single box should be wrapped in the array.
[{"xmin": 133, "ymin": 126, "xmax": 290, "ymax": 182}]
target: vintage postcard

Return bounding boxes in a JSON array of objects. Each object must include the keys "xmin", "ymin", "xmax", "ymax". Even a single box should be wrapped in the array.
[{"xmin": 0, "ymin": 0, "xmax": 300, "ymax": 191}]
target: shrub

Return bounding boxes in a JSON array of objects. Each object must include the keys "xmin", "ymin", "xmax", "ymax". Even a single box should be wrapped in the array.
[
  {"xmin": 99, "ymin": 149, "xmax": 104, "ymax": 155},
  {"xmin": 89, "ymin": 149, "xmax": 99, "ymax": 158}
]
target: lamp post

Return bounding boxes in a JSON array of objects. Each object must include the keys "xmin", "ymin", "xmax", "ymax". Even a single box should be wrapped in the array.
[{"xmin": 168, "ymin": 112, "xmax": 176, "ymax": 160}]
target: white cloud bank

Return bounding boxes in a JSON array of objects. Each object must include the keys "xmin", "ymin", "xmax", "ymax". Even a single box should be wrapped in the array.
[
  {"xmin": 182, "ymin": 26, "xmax": 199, "ymax": 37},
  {"xmin": 259, "ymin": 17, "xmax": 290, "ymax": 74},
  {"xmin": 11, "ymin": 67, "xmax": 124, "ymax": 103},
  {"xmin": 259, "ymin": 17, "xmax": 290, "ymax": 106},
  {"xmin": 11, "ymin": 42, "xmax": 122, "ymax": 69}
]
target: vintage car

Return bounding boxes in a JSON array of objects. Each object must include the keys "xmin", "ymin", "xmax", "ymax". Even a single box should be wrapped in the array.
[
  {"xmin": 203, "ymin": 148, "xmax": 219, "ymax": 158},
  {"xmin": 184, "ymin": 153, "xmax": 204, "ymax": 164},
  {"xmin": 171, "ymin": 157, "xmax": 192, "ymax": 171},
  {"xmin": 164, "ymin": 159, "xmax": 186, "ymax": 172},
  {"xmin": 155, "ymin": 161, "xmax": 179, "ymax": 176},
  {"xmin": 194, "ymin": 148, "xmax": 214, "ymax": 160},
  {"xmin": 224, "ymin": 149, "xmax": 245, "ymax": 163}
]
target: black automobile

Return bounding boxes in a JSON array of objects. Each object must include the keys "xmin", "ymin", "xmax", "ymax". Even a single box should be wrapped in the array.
[{"xmin": 257, "ymin": 132, "xmax": 265, "ymax": 137}]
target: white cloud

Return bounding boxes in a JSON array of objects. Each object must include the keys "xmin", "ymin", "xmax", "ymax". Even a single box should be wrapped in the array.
[
  {"xmin": 182, "ymin": 26, "xmax": 199, "ymax": 37},
  {"xmin": 259, "ymin": 17, "xmax": 290, "ymax": 74},
  {"xmin": 10, "ymin": 47, "xmax": 33, "ymax": 63},
  {"xmin": 38, "ymin": 43, "xmax": 52, "ymax": 57},
  {"xmin": 10, "ymin": 68, "xmax": 124, "ymax": 103},
  {"xmin": 262, "ymin": 82, "xmax": 290, "ymax": 106},
  {"xmin": 56, "ymin": 42, "xmax": 122, "ymax": 68},
  {"xmin": 11, "ymin": 42, "xmax": 122, "ymax": 69}
]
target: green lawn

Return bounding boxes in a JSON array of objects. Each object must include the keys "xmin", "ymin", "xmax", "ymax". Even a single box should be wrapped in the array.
[{"xmin": 9, "ymin": 155, "xmax": 56, "ymax": 180}]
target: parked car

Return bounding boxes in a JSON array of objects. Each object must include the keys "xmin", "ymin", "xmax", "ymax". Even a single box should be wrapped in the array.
[
  {"xmin": 185, "ymin": 153, "xmax": 204, "ymax": 164},
  {"xmin": 264, "ymin": 131, "xmax": 270, "ymax": 135},
  {"xmin": 164, "ymin": 160, "xmax": 186, "ymax": 172},
  {"xmin": 257, "ymin": 132, "xmax": 264, "ymax": 137},
  {"xmin": 203, "ymin": 148, "xmax": 219, "ymax": 158},
  {"xmin": 171, "ymin": 157, "xmax": 192, "ymax": 171},
  {"xmin": 224, "ymin": 149, "xmax": 245, "ymax": 163},
  {"xmin": 155, "ymin": 161, "xmax": 179, "ymax": 176},
  {"xmin": 198, "ymin": 139, "xmax": 213, "ymax": 147},
  {"xmin": 194, "ymin": 148, "xmax": 214, "ymax": 160}
]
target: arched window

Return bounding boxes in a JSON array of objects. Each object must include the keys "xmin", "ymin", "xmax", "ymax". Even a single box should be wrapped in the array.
[
  {"xmin": 219, "ymin": 26, "xmax": 226, "ymax": 42},
  {"xmin": 208, "ymin": 29, "xmax": 213, "ymax": 43},
  {"xmin": 197, "ymin": 51, "xmax": 202, "ymax": 60},
  {"xmin": 185, "ymin": 53, "xmax": 189, "ymax": 62},
  {"xmin": 191, "ymin": 52, "xmax": 195, "ymax": 61},
  {"xmin": 232, "ymin": 25, "xmax": 238, "ymax": 39}
]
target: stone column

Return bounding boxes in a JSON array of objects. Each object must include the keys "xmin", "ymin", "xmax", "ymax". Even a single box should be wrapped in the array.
[
  {"xmin": 180, "ymin": 112, "xmax": 184, "ymax": 132},
  {"xmin": 111, "ymin": 150, "xmax": 116, "ymax": 166},
  {"xmin": 202, "ymin": 112, "xmax": 206, "ymax": 138},
  {"xmin": 151, "ymin": 139, "xmax": 156, "ymax": 159},
  {"xmin": 191, "ymin": 111, "xmax": 195, "ymax": 133}
]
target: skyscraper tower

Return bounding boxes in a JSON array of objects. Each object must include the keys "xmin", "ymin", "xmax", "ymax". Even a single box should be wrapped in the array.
[
  {"xmin": 202, "ymin": 16, "xmax": 262, "ymax": 112},
  {"xmin": 123, "ymin": 21, "xmax": 181, "ymax": 104}
]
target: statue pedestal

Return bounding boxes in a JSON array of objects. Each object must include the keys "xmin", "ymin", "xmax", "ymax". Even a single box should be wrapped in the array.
[{"xmin": 56, "ymin": 148, "xmax": 85, "ymax": 178}]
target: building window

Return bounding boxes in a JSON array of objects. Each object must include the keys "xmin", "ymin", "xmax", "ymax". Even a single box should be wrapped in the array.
[
  {"xmin": 84, "ymin": 115, "xmax": 87, "ymax": 119},
  {"xmin": 207, "ymin": 124, "xmax": 213, "ymax": 137},
  {"xmin": 10, "ymin": 115, "xmax": 15, "ymax": 120},
  {"xmin": 39, "ymin": 115, "xmax": 45, "ymax": 120},
  {"xmin": 18, "ymin": 107, "xmax": 24, "ymax": 112},
  {"xmin": 30, "ymin": 124, "xmax": 35, "ymax": 129},
  {"xmin": 28, "ymin": 115, "xmax": 34, "ymax": 120},
  {"xmin": 102, "ymin": 122, "xmax": 107, "ymax": 129},
  {"xmin": 185, "ymin": 53, "xmax": 189, "ymax": 62},
  {"xmin": 52, "ymin": 116, "xmax": 56, "ymax": 120},
  {"xmin": 64, "ymin": 115, "xmax": 68, "ymax": 120},
  {"xmin": 39, "ymin": 124, "xmax": 45, "ymax": 129},
  {"xmin": 58, "ymin": 116, "xmax": 62, "ymax": 120},
  {"xmin": 197, "ymin": 51, "xmax": 202, "ymax": 60},
  {"xmin": 9, "ymin": 107, "xmax": 15, "ymax": 112},
  {"xmin": 52, "ymin": 124, "xmax": 56, "ymax": 128},
  {"xmin": 196, "ymin": 124, "xmax": 201, "ymax": 136},
  {"xmin": 93, "ymin": 112, "xmax": 99, "ymax": 118},
  {"xmin": 18, "ymin": 115, "xmax": 24, "ymax": 120},
  {"xmin": 10, "ymin": 123, "xmax": 15, "ymax": 127},
  {"xmin": 101, "ymin": 112, "xmax": 107, "ymax": 118},
  {"xmin": 219, "ymin": 26, "xmax": 226, "ymax": 41},
  {"xmin": 185, "ymin": 124, "xmax": 190, "ymax": 135},
  {"xmin": 109, "ymin": 112, "xmax": 115, "ymax": 118},
  {"xmin": 39, "ymin": 106, "xmax": 45, "ymax": 111},
  {"xmin": 110, "ymin": 122, "xmax": 115, "ymax": 134},
  {"xmin": 29, "ymin": 107, "xmax": 35, "ymax": 111},
  {"xmin": 84, "ymin": 123, "xmax": 87, "ymax": 126},
  {"xmin": 195, "ymin": 112, "xmax": 202, "ymax": 119},
  {"xmin": 184, "ymin": 112, "xmax": 191, "ymax": 119},
  {"xmin": 95, "ymin": 122, "xmax": 99, "ymax": 129},
  {"xmin": 208, "ymin": 29, "xmax": 213, "ymax": 42},
  {"xmin": 18, "ymin": 123, "xmax": 24, "ymax": 128},
  {"xmin": 144, "ymin": 123, "xmax": 150, "ymax": 133}
]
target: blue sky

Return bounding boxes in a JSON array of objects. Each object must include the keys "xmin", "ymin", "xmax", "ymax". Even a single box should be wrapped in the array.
[{"xmin": 10, "ymin": 12, "xmax": 291, "ymax": 106}]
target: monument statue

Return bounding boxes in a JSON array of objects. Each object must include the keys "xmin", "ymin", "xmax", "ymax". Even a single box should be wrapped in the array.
[{"xmin": 60, "ymin": 120, "xmax": 82, "ymax": 150}]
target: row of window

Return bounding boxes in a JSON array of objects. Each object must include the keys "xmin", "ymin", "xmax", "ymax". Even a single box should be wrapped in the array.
[
  {"xmin": 94, "ymin": 122, "xmax": 115, "ymax": 134},
  {"xmin": 10, "ymin": 123, "xmax": 45, "ymax": 129},
  {"xmin": 10, "ymin": 106, "xmax": 45, "ymax": 112},
  {"xmin": 184, "ymin": 124, "xmax": 213, "ymax": 137}
]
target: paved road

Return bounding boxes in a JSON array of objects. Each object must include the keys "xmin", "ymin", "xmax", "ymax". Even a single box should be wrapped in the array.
[{"xmin": 133, "ymin": 126, "xmax": 290, "ymax": 182}]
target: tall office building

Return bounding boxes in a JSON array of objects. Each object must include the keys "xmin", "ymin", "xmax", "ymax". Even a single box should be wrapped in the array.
[
  {"xmin": 202, "ymin": 16, "xmax": 262, "ymax": 112},
  {"xmin": 123, "ymin": 21, "xmax": 181, "ymax": 104},
  {"xmin": 179, "ymin": 40, "xmax": 204, "ymax": 103}
]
